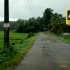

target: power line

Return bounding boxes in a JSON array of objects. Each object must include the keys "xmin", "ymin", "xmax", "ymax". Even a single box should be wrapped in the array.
[
  {"xmin": 31, "ymin": 0, "xmax": 37, "ymax": 18},
  {"xmin": 30, "ymin": 0, "xmax": 36, "ymax": 16},
  {"xmin": 26, "ymin": 0, "xmax": 35, "ymax": 17},
  {"xmin": 24, "ymin": 0, "xmax": 33, "ymax": 17}
]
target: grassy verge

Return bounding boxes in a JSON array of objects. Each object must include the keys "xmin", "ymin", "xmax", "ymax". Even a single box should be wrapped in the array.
[
  {"xmin": 0, "ymin": 31, "xmax": 28, "ymax": 47},
  {"xmin": 47, "ymin": 32, "xmax": 70, "ymax": 44},
  {"xmin": 0, "ymin": 33, "xmax": 39, "ymax": 70}
]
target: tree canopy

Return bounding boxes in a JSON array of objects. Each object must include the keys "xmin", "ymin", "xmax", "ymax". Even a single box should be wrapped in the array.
[{"xmin": 0, "ymin": 8, "xmax": 69, "ymax": 34}]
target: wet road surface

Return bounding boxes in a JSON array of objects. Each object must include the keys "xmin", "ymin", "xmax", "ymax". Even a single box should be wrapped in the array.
[{"xmin": 14, "ymin": 32, "xmax": 70, "ymax": 70}]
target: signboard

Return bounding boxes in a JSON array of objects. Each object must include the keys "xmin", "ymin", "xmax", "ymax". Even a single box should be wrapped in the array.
[
  {"xmin": 66, "ymin": 9, "xmax": 70, "ymax": 25},
  {"xmin": 3, "ymin": 23, "xmax": 10, "ymax": 27}
]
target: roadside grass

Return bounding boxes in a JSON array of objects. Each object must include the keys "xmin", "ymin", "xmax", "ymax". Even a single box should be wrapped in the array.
[
  {"xmin": 47, "ymin": 31, "xmax": 70, "ymax": 44},
  {"xmin": 0, "ymin": 31, "xmax": 28, "ymax": 47},
  {"xmin": 0, "ymin": 33, "xmax": 39, "ymax": 70},
  {"xmin": 0, "ymin": 31, "xmax": 4, "ymax": 40},
  {"xmin": 9, "ymin": 32, "xmax": 28, "ymax": 39},
  {"xmin": 0, "ymin": 40, "xmax": 3, "ymax": 48}
]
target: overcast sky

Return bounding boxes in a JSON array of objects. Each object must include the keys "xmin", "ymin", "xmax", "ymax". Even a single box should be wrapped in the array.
[{"xmin": 0, "ymin": 0, "xmax": 70, "ymax": 21}]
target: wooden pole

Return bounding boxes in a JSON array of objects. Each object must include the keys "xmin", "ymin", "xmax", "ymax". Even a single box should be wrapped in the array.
[{"xmin": 4, "ymin": 0, "xmax": 9, "ymax": 47}]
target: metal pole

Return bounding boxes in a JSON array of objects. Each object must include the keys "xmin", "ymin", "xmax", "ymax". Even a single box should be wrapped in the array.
[{"xmin": 4, "ymin": 0, "xmax": 9, "ymax": 47}]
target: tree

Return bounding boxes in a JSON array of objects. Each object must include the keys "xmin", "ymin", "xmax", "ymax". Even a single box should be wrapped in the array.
[
  {"xmin": 15, "ymin": 19, "xmax": 24, "ymax": 33},
  {"xmin": 43, "ymin": 8, "xmax": 53, "ymax": 29},
  {"xmin": 36, "ymin": 17, "xmax": 45, "ymax": 31},
  {"xmin": 49, "ymin": 13, "xmax": 63, "ymax": 35}
]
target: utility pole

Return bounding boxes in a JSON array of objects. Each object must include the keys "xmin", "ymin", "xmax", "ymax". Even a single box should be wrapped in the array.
[{"xmin": 4, "ymin": 0, "xmax": 10, "ymax": 47}]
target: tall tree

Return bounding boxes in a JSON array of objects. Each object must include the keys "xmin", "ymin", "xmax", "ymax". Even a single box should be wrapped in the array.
[
  {"xmin": 43, "ymin": 8, "xmax": 53, "ymax": 29},
  {"xmin": 49, "ymin": 13, "xmax": 63, "ymax": 35}
]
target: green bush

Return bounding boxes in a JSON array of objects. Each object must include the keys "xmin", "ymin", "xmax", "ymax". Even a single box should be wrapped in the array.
[
  {"xmin": 26, "ymin": 32, "xmax": 34, "ymax": 39},
  {"xmin": 0, "ymin": 46, "xmax": 17, "ymax": 64},
  {"xmin": 49, "ymin": 24, "xmax": 63, "ymax": 35}
]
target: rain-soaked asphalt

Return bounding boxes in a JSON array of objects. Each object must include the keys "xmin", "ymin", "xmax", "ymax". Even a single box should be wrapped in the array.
[{"xmin": 14, "ymin": 32, "xmax": 70, "ymax": 70}]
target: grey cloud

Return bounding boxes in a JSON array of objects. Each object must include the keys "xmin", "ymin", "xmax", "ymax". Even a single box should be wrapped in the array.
[{"xmin": 0, "ymin": 0, "xmax": 70, "ymax": 20}]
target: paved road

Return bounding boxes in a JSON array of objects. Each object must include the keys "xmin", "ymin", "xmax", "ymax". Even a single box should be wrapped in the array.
[{"xmin": 14, "ymin": 32, "xmax": 70, "ymax": 70}]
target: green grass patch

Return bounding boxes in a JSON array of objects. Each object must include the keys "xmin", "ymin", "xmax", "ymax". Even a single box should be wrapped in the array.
[
  {"xmin": 0, "ymin": 33, "xmax": 39, "ymax": 70},
  {"xmin": 9, "ymin": 32, "xmax": 28, "ymax": 39},
  {"xmin": 47, "ymin": 31, "xmax": 70, "ymax": 44},
  {"xmin": 0, "ymin": 31, "xmax": 28, "ymax": 47}
]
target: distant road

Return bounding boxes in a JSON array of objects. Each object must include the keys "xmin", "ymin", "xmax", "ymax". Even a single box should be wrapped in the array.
[
  {"xmin": 14, "ymin": 32, "xmax": 70, "ymax": 70},
  {"xmin": 62, "ymin": 33, "xmax": 70, "ymax": 36}
]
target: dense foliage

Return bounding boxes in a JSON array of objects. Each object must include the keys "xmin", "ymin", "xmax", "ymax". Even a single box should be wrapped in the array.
[{"xmin": 0, "ymin": 8, "xmax": 70, "ymax": 34}]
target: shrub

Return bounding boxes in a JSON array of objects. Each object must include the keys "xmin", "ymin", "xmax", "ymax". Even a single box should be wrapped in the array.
[
  {"xmin": 0, "ymin": 46, "xmax": 17, "ymax": 64},
  {"xmin": 26, "ymin": 32, "xmax": 34, "ymax": 39}
]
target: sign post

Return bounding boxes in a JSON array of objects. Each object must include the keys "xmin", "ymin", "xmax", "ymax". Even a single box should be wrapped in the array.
[
  {"xmin": 4, "ymin": 0, "xmax": 10, "ymax": 47},
  {"xmin": 66, "ymin": 9, "xmax": 70, "ymax": 36},
  {"xmin": 66, "ymin": 9, "xmax": 70, "ymax": 25}
]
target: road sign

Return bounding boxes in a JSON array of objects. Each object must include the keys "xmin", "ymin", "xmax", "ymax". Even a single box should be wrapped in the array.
[{"xmin": 66, "ymin": 9, "xmax": 70, "ymax": 25}]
